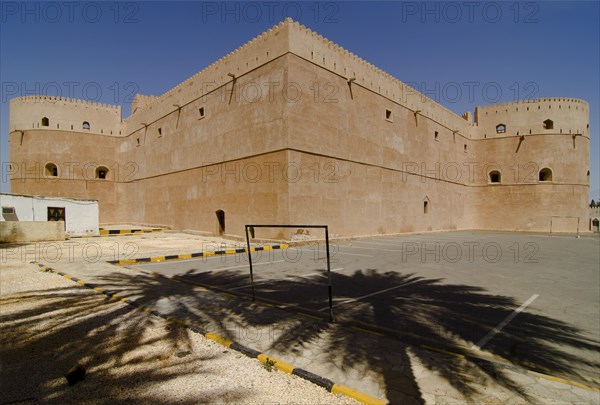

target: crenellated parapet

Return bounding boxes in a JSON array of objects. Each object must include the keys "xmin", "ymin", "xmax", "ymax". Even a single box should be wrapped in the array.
[
  {"xmin": 286, "ymin": 19, "xmax": 477, "ymax": 136},
  {"xmin": 474, "ymin": 97, "xmax": 590, "ymax": 139},
  {"xmin": 123, "ymin": 18, "xmax": 476, "ymax": 138},
  {"xmin": 9, "ymin": 95, "xmax": 123, "ymax": 136}
]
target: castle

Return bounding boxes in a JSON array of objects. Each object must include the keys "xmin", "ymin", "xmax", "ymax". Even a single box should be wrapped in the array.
[{"xmin": 8, "ymin": 19, "xmax": 591, "ymax": 237}]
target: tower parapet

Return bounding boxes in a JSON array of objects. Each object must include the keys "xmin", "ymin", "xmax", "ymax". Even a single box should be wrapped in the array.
[
  {"xmin": 474, "ymin": 98, "xmax": 589, "ymax": 139},
  {"xmin": 9, "ymin": 95, "xmax": 123, "ymax": 136}
]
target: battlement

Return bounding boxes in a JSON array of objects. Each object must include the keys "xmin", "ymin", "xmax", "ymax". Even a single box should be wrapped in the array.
[
  {"xmin": 286, "ymin": 19, "xmax": 477, "ymax": 134},
  {"xmin": 10, "ymin": 95, "xmax": 121, "ymax": 113},
  {"xmin": 9, "ymin": 95, "xmax": 123, "ymax": 135},
  {"xmin": 125, "ymin": 19, "xmax": 475, "ymax": 137},
  {"xmin": 476, "ymin": 97, "xmax": 588, "ymax": 112}
]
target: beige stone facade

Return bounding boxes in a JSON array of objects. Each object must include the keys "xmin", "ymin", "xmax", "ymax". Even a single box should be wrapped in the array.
[{"xmin": 8, "ymin": 19, "xmax": 591, "ymax": 237}]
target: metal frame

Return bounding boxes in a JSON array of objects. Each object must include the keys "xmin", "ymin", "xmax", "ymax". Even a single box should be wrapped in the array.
[{"xmin": 244, "ymin": 224, "xmax": 334, "ymax": 322}]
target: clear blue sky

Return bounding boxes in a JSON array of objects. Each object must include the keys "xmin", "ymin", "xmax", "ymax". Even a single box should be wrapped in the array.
[{"xmin": 1, "ymin": 1, "xmax": 598, "ymax": 200}]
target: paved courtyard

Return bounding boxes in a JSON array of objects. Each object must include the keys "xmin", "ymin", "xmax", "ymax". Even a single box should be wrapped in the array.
[{"xmin": 2, "ymin": 230, "xmax": 599, "ymax": 404}]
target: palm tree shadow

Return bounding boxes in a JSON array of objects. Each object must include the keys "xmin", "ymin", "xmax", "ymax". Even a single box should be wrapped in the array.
[
  {"xmin": 178, "ymin": 267, "xmax": 600, "ymax": 403},
  {"xmin": 4, "ymin": 263, "xmax": 598, "ymax": 404}
]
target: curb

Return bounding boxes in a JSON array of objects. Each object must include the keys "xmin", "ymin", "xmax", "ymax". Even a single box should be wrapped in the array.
[
  {"xmin": 34, "ymin": 262, "xmax": 386, "ymax": 405},
  {"xmin": 99, "ymin": 228, "xmax": 163, "ymax": 236},
  {"xmin": 108, "ymin": 244, "xmax": 289, "ymax": 265}
]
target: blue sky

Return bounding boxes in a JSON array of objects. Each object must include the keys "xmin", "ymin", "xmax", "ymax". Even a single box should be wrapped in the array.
[{"xmin": 1, "ymin": 1, "xmax": 598, "ymax": 200}]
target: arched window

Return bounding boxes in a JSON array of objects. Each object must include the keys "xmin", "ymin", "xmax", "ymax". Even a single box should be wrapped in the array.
[
  {"xmin": 45, "ymin": 162, "xmax": 58, "ymax": 177},
  {"xmin": 423, "ymin": 197, "xmax": 430, "ymax": 214},
  {"xmin": 489, "ymin": 170, "xmax": 501, "ymax": 183},
  {"xmin": 496, "ymin": 124, "xmax": 506, "ymax": 134},
  {"xmin": 96, "ymin": 166, "xmax": 109, "ymax": 180},
  {"xmin": 82, "ymin": 121, "xmax": 90, "ymax": 130},
  {"xmin": 539, "ymin": 168, "xmax": 553, "ymax": 182},
  {"xmin": 41, "ymin": 117, "xmax": 49, "ymax": 127},
  {"xmin": 543, "ymin": 119, "xmax": 554, "ymax": 129}
]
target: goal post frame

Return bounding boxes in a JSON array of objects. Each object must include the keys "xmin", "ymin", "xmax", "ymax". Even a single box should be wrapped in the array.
[{"xmin": 244, "ymin": 224, "xmax": 334, "ymax": 322}]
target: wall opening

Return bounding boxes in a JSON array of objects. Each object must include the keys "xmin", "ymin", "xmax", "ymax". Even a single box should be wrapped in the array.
[
  {"xmin": 158, "ymin": 127, "xmax": 162, "ymax": 137},
  {"xmin": 385, "ymin": 109, "xmax": 392, "ymax": 121},
  {"xmin": 96, "ymin": 166, "xmax": 109, "ymax": 180},
  {"xmin": 45, "ymin": 162, "xmax": 58, "ymax": 177},
  {"xmin": 489, "ymin": 170, "xmax": 501, "ymax": 183},
  {"xmin": 41, "ymin": 117, "xmax": 49, "ymax": 127},
  {"xmin": 434, "ymin": 131, "xmax": 438, "ymax": 140},
  {"xmin": 82, "ymin": 121, "xmax": 90, "ymax": 130},
  {"xmin": 543, "ymin": 119, "xmax": 554, "ymax": 129},
  {"xmin": 199, "ymin": 107, "xmax": 205, "ymax": 119},
  {"xmin": 47, "ymin": 207, "xmax": 66, "ymax": 230},
  {"xmin": 496, "ymin": 124, "xmax": 506, "ymax": 134},
  {"xmin": 539, "ymin": 168, "xmax": 553, "ymax": 182},
  {"xmin": 216, "ymin": 210, "xmax": 225, "ymax": 235}
]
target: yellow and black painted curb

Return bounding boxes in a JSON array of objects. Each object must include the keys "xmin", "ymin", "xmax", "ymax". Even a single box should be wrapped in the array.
[
  {"xmin": 34, "ymin": 262, "xmax": 386, "ymax": 405},
  {"xmin": 108, "ymin": 244, "xmax": 289, "ymax": 265},
  {"xmin": 99, "ymin": 228, "xmax": 163, "ymax": 236},
  {"xmin": 71, "ymin": 228, "xmax": 164, "ymax": 238}
]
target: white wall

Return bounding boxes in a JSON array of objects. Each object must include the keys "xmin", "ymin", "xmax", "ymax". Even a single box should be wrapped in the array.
[{"xmin": 0, "ymin": 193, "xmax": 99, "ymax": 237}]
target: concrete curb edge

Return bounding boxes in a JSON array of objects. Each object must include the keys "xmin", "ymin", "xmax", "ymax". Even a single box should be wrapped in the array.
[{"xmin": 34, "ymin": 262, "xmax": 386, "ymax": 405}]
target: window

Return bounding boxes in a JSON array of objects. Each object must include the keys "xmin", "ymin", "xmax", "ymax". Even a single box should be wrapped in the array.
[
  {"xmin": 543, "ymin": 119, "xmax": 554, "ymax": 130},
  {"xmin": 385, "ymin": 109, "xmax": 392, "ymax": 121},
  {"xmin": 199, "ymin": 107, "xmax": 205, "ymax": 119},
  {"xmin": 82, "ymin": 121, "xmax": 90, "ymax": 130},
  {"xmin": 45, "ymin": 162, "xmax": 58, "ymax": 177},
  {"xmin": 41, "ymin": 117, "xmax": 49, "ymax": 127},
  {"xmin": 539, "ymin": 168, "xmax": 552, "ymax": 182},
  {"xmin": 496, "ymin": 124, "xmax": 506, "ymax": 134},
  {"xmin": 434, "ymin": 131, "xmax": 439, "ymax": 140},
  {"xmin": 489, "ymin": 170, "xmax": 501, "ymax": 183},
  {"xmin": 96, "ymin": 166, "xmax": 109, "ymax": 180},
  {"xmin": 158, "ymin": 127, "xmax": 162, "ymax": 137},
  {"xmin": 2, "ymin": 207, "xmax": 15, "ymax": 214},
  {"xmin": 464, "ymin": 144, "xmax": 467, "ymax": 152}
]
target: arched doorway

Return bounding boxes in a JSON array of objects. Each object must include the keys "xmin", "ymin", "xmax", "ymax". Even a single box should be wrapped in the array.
[{"xmin": 215, "ymin": 210, "xmax": 225, "ymax": 236}]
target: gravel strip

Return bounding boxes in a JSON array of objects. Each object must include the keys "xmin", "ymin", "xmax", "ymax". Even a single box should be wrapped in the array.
[{"xmin": 0, "ymin": 261, "xmax": 359, "ymax": 404}]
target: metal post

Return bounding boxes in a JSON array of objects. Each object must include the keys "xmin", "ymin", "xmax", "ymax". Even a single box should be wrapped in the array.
[
  {"xmin": 244, "ymin": 225, "xmax": 256, "ymax": 301},
  {"xmin": 325, "ymin": 226, "xmax": 334, "ymax": 322}
]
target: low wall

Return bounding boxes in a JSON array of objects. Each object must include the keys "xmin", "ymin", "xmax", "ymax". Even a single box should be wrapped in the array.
[{"xmin": 0, "ymin": 221, "xmax": 65, "ymax": 243}]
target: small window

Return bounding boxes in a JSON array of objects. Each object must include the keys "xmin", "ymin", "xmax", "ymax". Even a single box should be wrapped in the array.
[
  {"xmin": 434, "ymin": 131, "xmax": 439, "ymax": 140},
  {"xmin": 496, "ymin": 124, "xmax": 506, "ymax": 134},
  {"xmin": 2, "ymin": 206, "xmax": 16, "ymax": 214},
  {"xmin": 199, "ymin": 107, "xmax": 205, "ymax": 119},
  {"xmin": 539, "ymin": 168, "xmax": 552, "ymax": 182},
  {"xmin": 41, "ymin": 117, "xmax": 49, "ymax": 127},
  {"xmin": 489, "ymin": 170, "xmax": 501, "ymax": 183},
  {"xmin": 82, "ymin": 121, "xmax": 90, "ymax": 130},
  {"xmin": 543, "ymin": 119, "xmax": 554, "ymax": 130},
  {"xmin": 385, "ymin": 109, "xmax": 392, "ymax": 121},
  {"xmin": 96, "ymin": 166, "xmax": 109, "ymax": 180},
  {"xmin": 158, "ymin": 127, "xmax": 162, "ymax": 137},
  {"xmin": 45, "ymin": 162, "xmax": 58, "ymax": 177},
  {"xmin": 464, "ymin": 144, "xmax": 467, "ymax": 152}
]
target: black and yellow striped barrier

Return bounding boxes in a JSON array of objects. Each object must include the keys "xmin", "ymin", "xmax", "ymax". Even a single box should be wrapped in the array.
[
  {"xmin": 34, "ymin": 262, "xmax": 386, "ymax": 405},
  {"xmin": 107, "ymin": 244, "xmax": 289, "ymax": 265},
  {"xmin": 99, "ymin": 228, "xmax": 163, "ymax": 236}
]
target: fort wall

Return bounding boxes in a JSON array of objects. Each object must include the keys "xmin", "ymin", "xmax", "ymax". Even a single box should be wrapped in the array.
[{"xmin": 7, "ymin": 19, "xmax": 590, "ymax": 236}]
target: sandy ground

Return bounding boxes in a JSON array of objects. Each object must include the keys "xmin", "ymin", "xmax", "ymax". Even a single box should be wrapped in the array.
[{"xmin": 0, "ymin": 260, "xmax": 359, "ymax": 404}]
